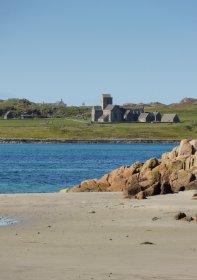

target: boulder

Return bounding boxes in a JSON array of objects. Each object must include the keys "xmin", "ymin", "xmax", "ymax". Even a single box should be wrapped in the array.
[
  {"xmin": 174, "ymin": 212, "xmax": 187, "ymax": 220},
  {"xmin": 140, "ymin": 158, "xmax": 160, "ymax": 173},
  {"xmin": 162, "ymin": 146, "xmax": 179, "ymax": 160},
  {"xmin": 107, "ymin": 178, "xmax": 126, "ymax": 192},
  {"xmin": 97, "ymin": 181, "xmax": 110, "ymax": 192},
  {"xmin": 139, "ymin": 169, "xmax": 160, "ymax": 188},
  {"xmin": 185, "ymin": 156, "xmax": 195, "ymax": 170},
  {"xmin": 123, "ymin": 174, "xmax": 141, "ymax": 198},
  {"xmin": 107, "ymin": 166, "xmax": 125, "ymax": 185},
  {"xmin": 135, "ymin": 191, "xmax": 146, "ymax": 199},
  {"xmin": 169, "ymin": 169, "xmax": 196, "ymax": 192},
  {"xmin": 69, "ymin": 179, "xmax": 100, "ymax": 192},
  {"xmin": 164, "ymin": 159, "xmax": 185, "ymax": 171},
  {"xmin": 123, "ymin": 161, "xmax": 143, "ymax": 176},
  {"xmin": 178, "ymin": 139, "xmax": 193, "ymax": 157},
  {"xmin": 190, "ymin": 140, "xmax": 197, "ymax": 153},
  {"xmin": 187, "ymin": 179, "xmax": 197, "ymax": 190},
  {"xmin": 144, "ymin": 183, "xmax": 161, "ymax": 197}
]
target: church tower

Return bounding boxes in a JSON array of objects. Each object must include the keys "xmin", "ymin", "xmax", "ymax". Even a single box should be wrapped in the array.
[{"xmin": 101, "ymin": 94, "xmax": 113, "ymax": 110}]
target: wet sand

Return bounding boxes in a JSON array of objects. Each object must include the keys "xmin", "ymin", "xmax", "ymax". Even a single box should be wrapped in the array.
[{"xmin": 0, "ymin": 191, "xmax": 196, "ymax": 280}]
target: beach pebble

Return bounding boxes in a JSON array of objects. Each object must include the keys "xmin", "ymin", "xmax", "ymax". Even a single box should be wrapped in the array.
[
  {"xmin": 152, "ymin": 216, "xmax": 160, "ymax": 221},
  {"xmin": 174, "ymin": 212, "xmax": 186, "ymax": 220},
  {"xmin": 140, "ymin": 241, "xmax": 155, "ymax": 245},
  {"xmin": 89, "ymin": 210, "xmax": 96, "ymax": 214},
  {"xmin": 183, "ymin": 216, "xmax": 194, "ymax": 222},
  {"xmin": 192, "ymin": 193, "xmax": 197, "ymax": 199}
]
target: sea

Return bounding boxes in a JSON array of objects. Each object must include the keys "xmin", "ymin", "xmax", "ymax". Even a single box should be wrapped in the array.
[{"xmin": 0, "ymin": 143, "xmax": 176, "ymax": 194}]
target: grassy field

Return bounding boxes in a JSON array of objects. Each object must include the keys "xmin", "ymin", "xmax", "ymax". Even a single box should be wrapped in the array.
[{"xmin": 0, "ymin": 105, "xmax": 196, "ymax": 140}]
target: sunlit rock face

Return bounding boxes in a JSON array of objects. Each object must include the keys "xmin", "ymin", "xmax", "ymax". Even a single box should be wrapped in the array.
[{"xmin": 60, "ymin": 139, "xmax": 197, "ymax": 199}]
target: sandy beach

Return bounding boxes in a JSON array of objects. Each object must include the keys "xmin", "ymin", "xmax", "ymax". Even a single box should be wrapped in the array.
[{"xmin": 0, "ymin": 191, "xmax": 197, "ymax": 280}]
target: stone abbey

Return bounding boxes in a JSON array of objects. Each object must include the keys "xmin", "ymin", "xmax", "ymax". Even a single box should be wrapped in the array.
[{"xmin": 91, "ymin": 94, "xmax": 180, "ymax": 123}]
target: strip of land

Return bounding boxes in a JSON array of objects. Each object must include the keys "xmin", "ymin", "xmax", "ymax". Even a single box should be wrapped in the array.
[
  {"xmin": 0, "ymin": 191, "xmax": 196, "ymax": 280},
  {"xmin": 0, "ymin": 138, "xmax": 180, "ymax": 144},
  {"xmin": 0, "ymin": 105, "xmax": 196, "ymax": 141},
  {"xmin": 0, "ymin": 99, "xmax": 196, "ymax": 140}
]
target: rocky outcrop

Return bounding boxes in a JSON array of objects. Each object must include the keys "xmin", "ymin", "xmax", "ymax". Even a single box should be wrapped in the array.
[
  {"xmin": 60, "ymin": 139, "xmax": 197, "ymax": 198},
  {"xmin": 60, "ymin": 162, "xmax": 143, "ymax": 193}
]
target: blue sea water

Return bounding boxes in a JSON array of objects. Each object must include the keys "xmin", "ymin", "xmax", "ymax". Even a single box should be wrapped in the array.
[{"xmin": 0, "ymin": 143, "xmax": 176, "ymax": 194}]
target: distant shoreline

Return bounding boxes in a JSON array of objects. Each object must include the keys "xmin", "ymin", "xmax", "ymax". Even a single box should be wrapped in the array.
[{"xmin": 0, "ymin": 138, "xmax": 180, "ymax": 144}]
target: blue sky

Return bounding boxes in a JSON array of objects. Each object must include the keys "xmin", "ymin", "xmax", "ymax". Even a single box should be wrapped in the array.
[{"xmin": 0, "ymin": 0, "xmax": 197, "ymax": 105}]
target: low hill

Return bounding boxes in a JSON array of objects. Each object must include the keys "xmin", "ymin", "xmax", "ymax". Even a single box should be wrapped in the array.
[
  {"xmin": 180, "ymin": 97, "xmax": 197, "ymax": 104},
  {"xmin": 0, "ymin": 98, "xmax": 91, "ymax": 119}
]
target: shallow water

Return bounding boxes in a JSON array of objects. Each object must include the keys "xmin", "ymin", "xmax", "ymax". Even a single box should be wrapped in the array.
[
  {"xmin": 0, "ymin": 217, "xmax": 17, "ymax": 226},
  {"xmin": 0, "ymin": 143, "xmax": 176, "ymax": 193}
]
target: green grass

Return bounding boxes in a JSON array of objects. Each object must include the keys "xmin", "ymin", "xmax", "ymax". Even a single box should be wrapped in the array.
[{"xmin": 0, "ymin": 105, "xmax": 196, "ymax": 140}]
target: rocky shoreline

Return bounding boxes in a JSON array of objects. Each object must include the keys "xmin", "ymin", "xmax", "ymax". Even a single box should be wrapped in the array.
[
  {"xmin": 61, "ymin": 139, "xmax": 197, "ymax": 198},
  {"xmin": 0, "ymin": 138, "xmax": 180, "ymax": 144}
]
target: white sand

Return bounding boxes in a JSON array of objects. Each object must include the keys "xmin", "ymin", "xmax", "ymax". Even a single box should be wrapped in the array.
[{"xmin": 0, "ymin": 191, "xmax": 197, "ymax": 280}]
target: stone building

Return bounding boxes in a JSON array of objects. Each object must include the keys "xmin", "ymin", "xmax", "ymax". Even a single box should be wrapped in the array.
[
  {"xmin": 123, "ymin": 109, "xmax": 140, "ymax": 121},
  {"xmin": 138, "ymin": 113, "xmax": 154, "ymax": 122},
  {"xmin": 92, "ymin": 94, "xmax": 144, "ymax": 123},
  {"xmin": 152, "ymin": 112, "xmax": 162, "ymax": 122},
  {"xmin": 100, "ymin": 94, "xmax": 113, "ymax": 109},
  {"xmin": 138, "ymin": 111, "xmax": 161, "ymax": 122},
  {"xmin": 91, "ymin": 106, "xmax": 103, "ymax": 122},
  {"xmin": 98, "ymin": 105, "xmax": 123, "ymax": 123},
  {"xmin": 92, "ymin": 94, "xmax": 180, "ymax": 123},
  {"xmin": 161, "ymin": 114, "xmax": 180, "ymax": 123}
]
